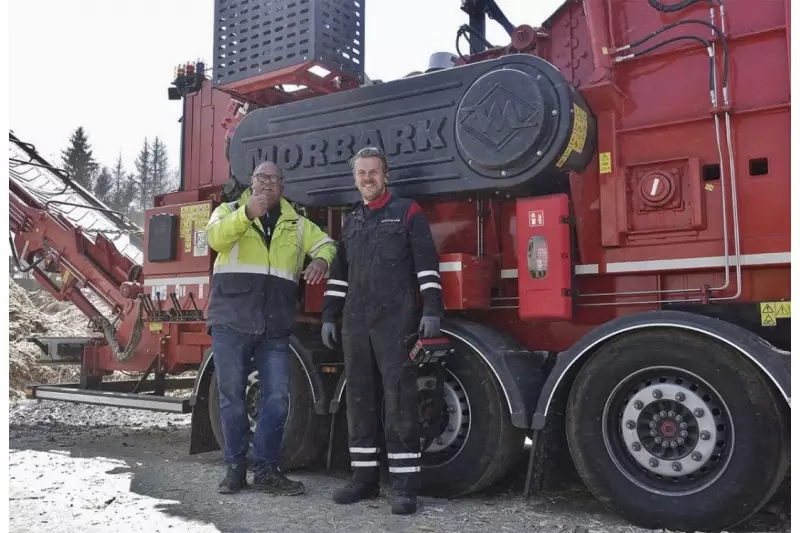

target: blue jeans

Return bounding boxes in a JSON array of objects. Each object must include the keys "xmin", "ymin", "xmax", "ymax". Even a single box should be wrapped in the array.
[{"xmin": 212, "ymin": 325, "xmax": 290, "ymax": 474}]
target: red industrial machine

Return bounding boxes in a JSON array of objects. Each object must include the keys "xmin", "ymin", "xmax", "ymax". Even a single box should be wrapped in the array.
[{"xmin": 9, "ymin": 0, "xmax": 791, "ymax": 531}]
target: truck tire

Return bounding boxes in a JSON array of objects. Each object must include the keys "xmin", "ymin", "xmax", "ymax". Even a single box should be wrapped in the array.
[
  {"xmin": 418, "ymin": 335, "xmax": 527, "ymax": 497},
  {"xmin": 208, "ymin": 350, "xmax": 327, "ymax": 471},
  {"xmin": 565, "ymin": 329, "xmax": 789, "ymax": 532}
]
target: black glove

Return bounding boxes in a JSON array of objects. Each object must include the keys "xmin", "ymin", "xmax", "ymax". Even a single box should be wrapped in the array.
[
  {"xmin": 418, "ymin": 316, "xmax": 441, "ymax": 339},
  {"xmin": 321, "ymin": 322, "xmax": 338, "ymax": 349}
]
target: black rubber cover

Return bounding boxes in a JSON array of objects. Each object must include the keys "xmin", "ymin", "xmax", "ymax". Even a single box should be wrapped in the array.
[{"xmin": 228, "ymin": 54, "xmax": 597, "ymax": 207}]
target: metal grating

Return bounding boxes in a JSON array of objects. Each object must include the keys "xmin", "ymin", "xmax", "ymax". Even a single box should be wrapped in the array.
[{"xmin": 213, "ymin": 0, "xmax": 365, "ymax": 88}]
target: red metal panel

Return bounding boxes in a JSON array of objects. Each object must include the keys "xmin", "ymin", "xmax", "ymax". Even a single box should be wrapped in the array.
[
  {"xmin": 439, "ymin": 253, "xmax": 494, "ymax": 310},
  {"xmin": 515, "ymin": 195, "xmax": 573, "ymax": 320}
]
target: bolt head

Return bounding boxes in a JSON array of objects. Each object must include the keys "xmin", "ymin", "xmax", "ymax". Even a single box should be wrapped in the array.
[
  {"xmin": 661, "ymin": 441, "xmax": 669, "ymax": 448},
  {"xmin": 632, "ymin": 442, "xmax": 642, "ymax": 451},
  {"xmin": 448, "ymin": 406, "xmax": 456, "ymax": 414},
  {"xmin": 694, "ymin": 408, "xmax": 704, "ymax": 417},
  {"xmin": 700, "ymin": 431, "xmax": 711, "ymax": 440},
  {"xmin": 436, "ymin": 437, "xmax": 445, "ymax": 445},
  {"xmin": 626, "ymin": 420, "xmax": 635, "ymax": 429},
  {"xmin": 653, "ymin": 415, "xmax": 661, "ymax": 422},
  {"xmin": 659, "ymin": 410, "xmax": 667, "ymax": 418},
  {"xmin": 653, "ymin": 390, "xmax": 663, "ymax": 399},
  {"xmin": 552, "ymin": 109, "xmax": 558, "ymax": 115},
  {"xmin": 670, "ymin": 441, "xmax": 677, "ymax": 448},
  {"xmin": 675, "ymin": 415, "xmax": 683, "ymax": 422},
  {"xmin": 668, "ymin": 410, "xmax": 676, "ymax": 418},
  {"xmin": 634, "ymin": 401, "xmax": 644, "ymax": 410},
  {"xmin": 675, "ymin": 392, "xmax": 686, "ymax": 402},
  {"xmin": 654, "ymin": 436, "xmax": 662, "ymax": 444},
  {"xmin": 649, "ymin": 430, "xmax": 657, "ymax": 437},
  {"xmin": 692, "ymin": 452, "xmax": 703, "ymax": 461},
  {"xmin": 536, "ymin": 150, "xmax": 543, "ymax": 157},
  {"xmin": 649, "ymin": 458, "xmax": 659, "ymax": 467},
  {"xmin": 680, "ymin": 422, "xmax": 688, "ymax": 429},
  {"xmin": 446, "ymin": 424, "xmax": 454, "ymax": 432},
  {"xmin": 672, "ymin": 462, "xmax": 682, "ymax": 472},
  {"xmin": 680, "ymin": 430, "xmax": 688, "ymax": 438},
  {"xmin": 649, "ymin": 421, "xmax": 657, "ymax": 429},
  {"xmin": 676, "ymin": 437, "xmax": 684, "ymax": 445},
  {"xmin": 501, "ymin": 171, "xmax": 507, "ymax": 176}
]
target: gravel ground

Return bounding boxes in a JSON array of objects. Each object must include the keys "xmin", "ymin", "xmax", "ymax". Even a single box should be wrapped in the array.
[{"xmin": 9, "ymin": 399, "xmax": 790, "ymax": 533}]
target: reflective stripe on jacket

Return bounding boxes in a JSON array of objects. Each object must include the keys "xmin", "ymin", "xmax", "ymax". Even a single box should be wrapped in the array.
[{"xmin": 205, "ymin": 190, "xmax": 336, "ymax": 337}]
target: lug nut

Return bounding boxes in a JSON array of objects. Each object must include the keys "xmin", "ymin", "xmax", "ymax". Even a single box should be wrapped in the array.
[
  {"xmin": 649, "ymin": 458, "xmax": 659, "ymax": 467},
  {"xmin": 634, "ymin": 400, "xmax": 644, "ymax": 410},
  {"xmin": 436, "ymin": 437, "xmax": 445, "ymax": 445},
  {"xmin": 653, "ymin": 389, "xmax": 663, "ymax": 399},
  {"xmin": 668, "ymin": 410, "xmax": 676, "ymax": 418},
  {"xmin": 654, "ymin": 437, "xmax": 662, "ymax": 444},
  {"xmin": 691, "ymin": 452, "xmax": 703, "ymax": 461},
  {"xmin": 650, "ymin": 430, "xmax": 657, "ymax": 437},
  {"xmin": 694, "ymin": 408, "xmax": 704, "ymax": 417},
  {"xmin": 448, "ymin": 406, "xmax": 456, "ymax": 414},
  {"xmin": 680, "ymin": 430, "xmax": 688, "ymax": 438},
  {"xmin": 653, "ymin": 415, "xmax": 661, "ymax": 422},
  {"xmin": 680, "ymin": 422, "xmax": 688, "ymax": 429},
  {"xmin": 670, "ymin": 441, "xmax": 677, "ymax": 448},
  {"xmin": 672, "ymin": 462, "xmax": 682, "ymax": 472},
  {"xmin": 675, "ymin": 392, "xmax": 686, "ymax": 402},
  {"xmin": 676, "ymin": 437, "xmax": 684, "ymax": 445},
  {"xmin": 675, "ymin": 415, "xmax": 683, "ymax": 422},
  {"xmin": 659, "ymin": 410, "xmax": 667, "ymax": 418},
  {"xmin": 661, "ymin": 441, "xmax": 669, "ymax": 448},
  {"xmin": 446, "ymin": 424, "xmax": 454, "ymax": 432},
  {"xmin": 700, "ymin": 431, "xmax": 710, "ymax": 440},
  {"xmin": 649, "ymin": 421, "xmax": 657, "ymax": 429},
  {"xmin": 626, "ymin": 420, "xmax": 636, "ymax": 429},
  {"xmin": 632, "ymin": 442, "xmax": 642, "ymax": 452}
]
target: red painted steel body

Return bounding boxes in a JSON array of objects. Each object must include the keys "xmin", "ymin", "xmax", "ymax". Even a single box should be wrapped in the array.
[{"xmin": 11, "ymin": 0, "xmax": 790, "ymax": 374}]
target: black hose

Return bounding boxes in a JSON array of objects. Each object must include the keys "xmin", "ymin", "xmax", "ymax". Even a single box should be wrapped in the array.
[
  {"xmin": 625, "ymin": 35, "xmax": 715, "ymax": 94},
  {"xmin": 648, "ymin": 0, "xmax": 712, "ymax": 13},
  {"xmin": 626, "ymin": 19, "xmax": 729, "ymax": 89}
]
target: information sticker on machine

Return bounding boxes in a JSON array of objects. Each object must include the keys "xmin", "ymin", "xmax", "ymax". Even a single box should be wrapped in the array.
[
  {"xmin": 194, "ymin": 230, "xmax": 209, "ymax": 257},
  {"xmin": 180, "ymin": 204, "xmax": 211, "ymax": 253},
  {"xmin": 529, "ymin": 210, "xmax": 544, "ymax": 227}
]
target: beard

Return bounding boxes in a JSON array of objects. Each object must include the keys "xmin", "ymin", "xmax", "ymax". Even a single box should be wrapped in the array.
[{"xmin": 359, "ymin": 181, "xmax": 384, "ymax": 201}]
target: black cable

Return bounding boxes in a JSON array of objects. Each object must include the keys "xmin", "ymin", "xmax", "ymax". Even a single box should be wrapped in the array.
[
  {"xmin": 626, "ymin": 19, "xmax": 729, "ymax": 89},
  {"xmin": 648, "ymin": 0, "xmax": 713, "ymax": 13},
  {"xmin": 622, "ymin": 35, "xmax": 715, "ymax": 95}
]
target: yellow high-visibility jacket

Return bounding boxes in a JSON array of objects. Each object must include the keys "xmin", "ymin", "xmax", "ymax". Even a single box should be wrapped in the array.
[{"xmin": 205, "ymin": 189, "xmax": 336, "ymax": 337}]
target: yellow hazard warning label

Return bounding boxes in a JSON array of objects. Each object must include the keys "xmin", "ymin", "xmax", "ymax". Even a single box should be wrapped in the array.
[
  {"xmin": 599, "ymin": 152, "xmax": 612, "ymax": 174},
  {"xmin": 556, "ymin": 104, "xmax": 588, "ymax": 168},
  {"xmin": 149, "ymin": 322, "xmax": 163, "ymax": 332},
  {"xmin": 705, "ymin": 183, "xmax": 714, "ymax": 191},
  {"xmin": 760, "ymin": 301, "xmax": 790, "ymax": 326},
  {"xmin": 180, "ymin": 203, "xmax": 211, "ymax": 253}
]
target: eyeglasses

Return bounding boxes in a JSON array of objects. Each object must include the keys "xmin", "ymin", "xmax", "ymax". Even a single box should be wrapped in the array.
[{"xmin": 253, "ymin": 173, "xmax": 282, "ymax": 184}]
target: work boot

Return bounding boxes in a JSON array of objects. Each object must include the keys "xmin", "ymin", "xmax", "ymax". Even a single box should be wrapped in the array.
[
  {"xmin": 332, "ymin": 480, "xmax": 380, "ymax": 504},
  {"xmin": 218, "ymin": 463, "xmax": 248, "ymax": 494},
  {"xmin": 251, "ymin": 464, "xmax": 306, "ymax": 496},
  {"xmin": 391, "ymin": 491, "xmax": 418, "ymax": 515}
]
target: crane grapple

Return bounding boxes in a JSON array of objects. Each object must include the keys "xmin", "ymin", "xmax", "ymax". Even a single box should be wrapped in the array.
[{"xmin": 227, "ymin": 54, "xmax": 597, "ymax": 206}]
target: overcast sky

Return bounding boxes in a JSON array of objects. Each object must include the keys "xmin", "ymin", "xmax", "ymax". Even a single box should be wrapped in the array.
[{"xmin": 9, "ymin": 0, "xmax": 563, "ymax": 174}]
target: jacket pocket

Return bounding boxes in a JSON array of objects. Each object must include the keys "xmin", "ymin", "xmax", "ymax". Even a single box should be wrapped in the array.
[
  {"xmin": 216, "ymin": 276, "xmax": 252, "ymax": 296},
  {"xmin": 375, "ymin": 223, "xmax": 409, "ymax": 263}
]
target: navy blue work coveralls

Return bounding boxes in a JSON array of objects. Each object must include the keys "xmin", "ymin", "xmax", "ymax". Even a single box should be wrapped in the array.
[{"xmin": 322, "ymin": 192, "xmax": 444, "ymax": 491}]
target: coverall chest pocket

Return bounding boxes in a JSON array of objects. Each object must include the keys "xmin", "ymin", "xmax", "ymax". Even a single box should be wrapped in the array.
[
  {"xmin": 271, "ymin": 225, "xmax": 301, "ymax": 272},
  {"xmin": 374, "ymin": 223, "xmax": 409, "ymax": 264}
]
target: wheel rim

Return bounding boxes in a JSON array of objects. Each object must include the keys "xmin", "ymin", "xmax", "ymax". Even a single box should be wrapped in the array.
[
  {"xmin": 601, "ymin": 366, "xmax": 735, "ymax": 496},
  {"xmin": 244, "ymin": 368, "xmax": 293, "ymax": 443},
  {"xmin": 418, "ymin": 369, "xmax": 471, "ymax": 468}
]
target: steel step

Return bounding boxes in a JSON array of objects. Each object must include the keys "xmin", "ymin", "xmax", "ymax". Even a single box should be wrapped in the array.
[{"xmin": 25, "ymin": 385, "xmax": 191, "ymax": 413}]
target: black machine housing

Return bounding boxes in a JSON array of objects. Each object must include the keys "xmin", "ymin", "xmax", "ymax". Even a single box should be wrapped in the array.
[{"xmin": 228, "ymin": 54, "xmax": 598, "ymax": 206}]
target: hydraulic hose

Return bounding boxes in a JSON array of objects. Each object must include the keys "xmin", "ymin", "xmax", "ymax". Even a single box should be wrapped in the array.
[{"xmin": 648, "ymin": 0, "xmax": 712, "ymax": 13}]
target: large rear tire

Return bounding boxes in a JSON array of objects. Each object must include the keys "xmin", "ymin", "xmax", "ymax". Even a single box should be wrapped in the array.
[
  {"xmin": 208, "ymin": 347, "xmax": 327, "ymax": 471},
  {"xmin": 566, "ymin": 329, "xmax": 789, "ymax": 532},
  {"xmin": 418, "ymin": 335, "xmax": 527, "ymax": 497}
]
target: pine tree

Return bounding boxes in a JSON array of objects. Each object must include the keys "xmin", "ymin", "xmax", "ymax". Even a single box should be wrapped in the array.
[
  {"xmin": 61, "ymin": 126, "xmax": 99, "ymax": 190},
  {"xmin": 108, "ymin": 154, "xmax": 127, "ymax": 212},
  {"xmin": 134, "ymin": 138, "xmax": 152, "ymax": 214},
  {"xmin": 93, "ymin": 166, "xmax": 113, "ymax": 203},
  {"xmin": 151, "ymin": 137, "xmax": 170, "ymax": 195}
]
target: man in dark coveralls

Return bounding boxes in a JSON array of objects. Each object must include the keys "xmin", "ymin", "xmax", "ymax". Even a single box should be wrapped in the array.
[{"xmin": 321, "ymin": 147, "xmax": 444, "ymax": 515}]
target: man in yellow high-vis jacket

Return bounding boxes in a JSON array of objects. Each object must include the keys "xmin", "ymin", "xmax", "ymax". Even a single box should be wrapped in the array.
[{"xmin": 206, "ymin": 161, "xmax": 336, "ymax": 495}]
